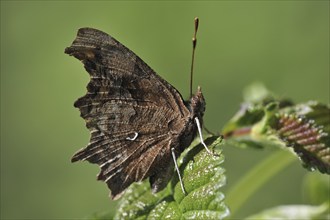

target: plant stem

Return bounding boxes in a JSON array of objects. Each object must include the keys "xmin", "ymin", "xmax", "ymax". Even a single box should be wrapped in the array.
[{"xmin": 225, "ymin": 149, "xmax": 296, "ymax": 218}]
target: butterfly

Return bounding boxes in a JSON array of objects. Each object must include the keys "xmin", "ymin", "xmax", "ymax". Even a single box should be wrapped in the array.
[{"xmin": 65, "ymin": 26, "xmax": 207, "ymax": 199}]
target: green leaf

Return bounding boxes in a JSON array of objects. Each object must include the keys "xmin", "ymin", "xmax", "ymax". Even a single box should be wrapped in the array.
[
  {"xmin": 275, "ymin": 102, "xmax": 330, "ymax": 174},
  {"xmin": 222, "ymin": 83, "xmax": 293, "ymax": 144},
  {"xmin": 243, "ymin": 82, "xmax": 275, "ymax": 103},
  {"xmin": 114, "ymin": 136, "xmax": 229, "ymax": 220},
  {"xmin": 245, "ymin": 203, "xmax": 330, "ymax": 220},
  {"xmin": 223, "ymin": 83, "xmax": 330, "ymax": 174}
]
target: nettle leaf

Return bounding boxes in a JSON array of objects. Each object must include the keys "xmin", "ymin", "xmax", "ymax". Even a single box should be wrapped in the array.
[
  {"xmin": 275, "ymin": 102, "xmax": 330, "ymax": 174},
  {"xmin": 114, "ymin": 136, "xmax": 229, "ymax": 220},
  {"xmin": 222, "ymin": 83, "xmax": 293, "ymax": 149},
  {"xmin": 245, "ymin": 203, "xmax": 330, "ymax": 220},
  {"xmin": 223, "ymin": 83, "xmax": 330, "ymax": 174}
]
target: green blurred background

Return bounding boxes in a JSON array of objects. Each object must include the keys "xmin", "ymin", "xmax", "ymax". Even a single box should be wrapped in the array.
[{"xmin": 1, "ymin": 1, "xmax": 328, "ymax": 219}]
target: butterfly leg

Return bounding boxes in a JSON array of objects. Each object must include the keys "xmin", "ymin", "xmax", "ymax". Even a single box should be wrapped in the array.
[
  {"xmin": 194, "ymin": 117, "xmax": 212, "ymax": 154},
  {"xmin": 171, "ymin": 148, "xmax": 186, "ymax": 195}
]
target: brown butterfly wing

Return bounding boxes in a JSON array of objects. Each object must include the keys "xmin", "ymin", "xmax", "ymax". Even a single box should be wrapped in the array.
[{"xmin": 65, "ymin": 28, "xmax": 190, "ymax": 199}]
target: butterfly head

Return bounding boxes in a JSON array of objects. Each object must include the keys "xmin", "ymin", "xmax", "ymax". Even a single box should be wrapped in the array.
[{"xmin": 189, "ymin": 86, "xmax": 206, "ymax": 121}]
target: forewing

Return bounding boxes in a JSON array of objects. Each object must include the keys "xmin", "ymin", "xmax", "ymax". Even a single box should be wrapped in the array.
[
  {"xmin": 66, "ymin": 28, "xmax": 189, "ymax": 198},
  {"xmin": 65, "ymin": 28, "xmax": 189, "ymax": 115}
]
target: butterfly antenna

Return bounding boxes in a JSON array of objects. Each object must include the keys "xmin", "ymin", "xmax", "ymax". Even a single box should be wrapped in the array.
[{"xmin": 190, "ymin": 17, "xmax": 199, "ymax": 98}]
